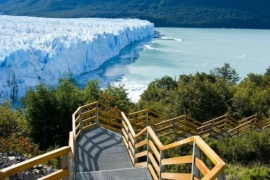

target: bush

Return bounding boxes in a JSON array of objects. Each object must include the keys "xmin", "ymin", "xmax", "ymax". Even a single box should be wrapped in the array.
[
  {"xmin": 212, "ymin": 129, "xmax": 270, "ymax": 164},
  {"xmin": 0, "ymin": 102, "xmax": 29, "ymax": 138},
  {"xmin": 226, "ymin": 164, "xmax": 270, "ymax": 180},
  {"xmin": 0, "ymin": 134, "xmax": 39, "ymax": 157}
]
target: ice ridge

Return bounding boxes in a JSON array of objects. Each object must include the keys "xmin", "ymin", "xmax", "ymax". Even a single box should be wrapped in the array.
[{"xmin": 0, "ymin": 15, "xmax": 154, "ymax": 103}]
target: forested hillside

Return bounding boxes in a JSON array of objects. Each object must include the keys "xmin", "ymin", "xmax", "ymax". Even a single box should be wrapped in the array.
[{"xmin": 1, "ymin": 0, "xmax": 270, "ymax": 28}]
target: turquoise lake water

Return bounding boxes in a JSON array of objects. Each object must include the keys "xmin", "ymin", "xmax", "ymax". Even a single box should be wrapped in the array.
[{"xmin": 77, "ymin": 28, "xmax": 270, "ymax": 102}]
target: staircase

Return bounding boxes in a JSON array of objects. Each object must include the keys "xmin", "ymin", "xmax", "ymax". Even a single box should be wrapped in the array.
[
  {"xmin": 75, "ymin": 126, "xmax": 151, "ymax": 180},
  {"xmin": 0, "ymin": 101, "xmax": 227, "ymax": 180}
]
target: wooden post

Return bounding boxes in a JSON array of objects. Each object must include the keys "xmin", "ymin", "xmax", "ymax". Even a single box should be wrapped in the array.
[
  {"xmin": 159, "ymin": 150, "xmax": 165, "ymax": 180},
  {"xmin": 146, "ymin": 128, "xmax": 149, "ymax": 167},
  {"xmin": 61, "ymin": 154, "xmax": 69, "ymax": 180},
  {"xmin": 171, "ymin": 120, "xmax": 177, "ymax": 140},
  {"xmin": 134, "ymin": 138, "xmax": 138, "ymax": 164},
  {"xmin": 96, "ymin": 103, "xmax": 99, "ymax": 124},
  {"xmin": 191, "ymin": 141, "xmax": 200, "ymax": 180}
]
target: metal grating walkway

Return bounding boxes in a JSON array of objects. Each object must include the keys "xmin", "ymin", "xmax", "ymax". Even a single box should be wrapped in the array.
[
  {"xmin": 76, "ymin": 167, "xmax": 151, "ymax": 180},
  {"xmin": 75, "ymin": 126, "xmax": 151, "ymax": 179}
]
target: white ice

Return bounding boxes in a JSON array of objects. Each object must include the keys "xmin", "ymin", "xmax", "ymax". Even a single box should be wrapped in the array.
[{"xmin": 0, "ymin": 15, "xmax": 154, "ymax": 103}]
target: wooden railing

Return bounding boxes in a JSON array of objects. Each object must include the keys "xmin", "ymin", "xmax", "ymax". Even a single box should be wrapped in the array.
[
  {"xmin": 227, "ymin": 114, "xmax": 261, "ymax": 137},
  {"xmin": 72, "ymin": 101, "xmax": 122, "ymax": 140},
  {"xmin": 0, "ymin": 131, "xmax": 75, "ymax": 180},
  {"xmin": 129, "ymin": 109, "xmax": 163, "ymax": 133},
  {"xmin": 2, "ymin": 101, "xmax": 269, "ymax": 180},
  {"xmin": 260, "ymin": 118, "xmax": 270, "ymax": 130},
  {"xmin": 197, "ymin": 114, "xmax": 238, "ymax": 139},
  {"xmin": 122, "ymin": 112, "xmax": 226, "ymax": 180}
]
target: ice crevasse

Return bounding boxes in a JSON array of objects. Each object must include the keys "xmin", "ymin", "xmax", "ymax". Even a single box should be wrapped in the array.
[{"xmin": 0, "ymin": 15, "xmax": 154, "ymax": 103}]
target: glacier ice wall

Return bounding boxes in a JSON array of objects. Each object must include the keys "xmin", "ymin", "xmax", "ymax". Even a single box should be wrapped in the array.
[{"xmin": 0, "ymin": 15, "xmax": 154, "ymax": 103}]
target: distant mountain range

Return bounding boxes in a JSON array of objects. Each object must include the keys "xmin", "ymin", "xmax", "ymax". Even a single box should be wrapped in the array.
[{"xmin": 1, "ymin": 0, "xmax": 270, "ymax": 29}]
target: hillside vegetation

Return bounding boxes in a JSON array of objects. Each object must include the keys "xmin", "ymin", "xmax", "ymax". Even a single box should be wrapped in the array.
[
  {"xmin": 1, "ymin": 64, "xmax": 270, "ymax": 178},
  {"xmin": 1, "ymin": 0, "xmax": 270, "ymax": 28}
]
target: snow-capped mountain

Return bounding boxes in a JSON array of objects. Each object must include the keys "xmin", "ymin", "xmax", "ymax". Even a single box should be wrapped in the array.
[{"xmin": 0, "ymin": 15, "xmax": 154, "ymax": 103}]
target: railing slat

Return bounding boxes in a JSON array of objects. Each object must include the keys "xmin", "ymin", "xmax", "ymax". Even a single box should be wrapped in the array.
[
  {"xmin": 160, "ymin": 136, "xmax": 194, "ymax": 151},
  {"xmin": 0, "ymin": 147, "xmax": 71, "ymax": 178},
  {"xmin": 38, "ymin": 169, "xmax": 68, "ymax": 180},
  {"xmin": 161, "ymin": 155, "xmax": 193, "ymax": 165},
  {"xmin": 195, "ymin": 157, "xmax": 210, "ymax": 176},
  {"xmin": 161, "ymin": 173, "xmax": 191, "ymax": 179},
  {"xmin": 148, "ymin": 164, "xmax": 158, "ymax": 180}
]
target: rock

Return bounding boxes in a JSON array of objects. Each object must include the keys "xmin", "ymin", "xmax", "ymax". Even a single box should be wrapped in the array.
[
  {"xmin": 23, "ymin": 172, "xmax": 35, "ymax": 180},
  {"xmin": 8, "ymin": 156, "xmax": 16, "ymax": 161},
  {"xmin": 0, "ymin": 152, "xmax": 56, "ymax": 179}
]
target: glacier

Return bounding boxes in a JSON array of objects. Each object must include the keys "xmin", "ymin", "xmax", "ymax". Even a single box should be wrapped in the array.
[{"xmin": 0, "ymin": 15, "xmax": 154, "ymax": 103}]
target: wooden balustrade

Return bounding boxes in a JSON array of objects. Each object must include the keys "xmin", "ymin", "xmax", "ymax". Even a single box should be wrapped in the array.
[
  {"xmin": 121, "ymin": 112, "xmax": 226, "ymax": 180},
  {"xmin": 0, "ymin": 147, "xmax": 72, "ymax": 180},
  {"xmin": 3, "ymin": 101, "xmax": 269, "ymax": 180}
]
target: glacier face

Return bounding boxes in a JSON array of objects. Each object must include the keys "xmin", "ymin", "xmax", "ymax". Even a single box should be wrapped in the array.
[{"xmin": 0, "ymin": 15, "xmax": 154, "ymax": 103}]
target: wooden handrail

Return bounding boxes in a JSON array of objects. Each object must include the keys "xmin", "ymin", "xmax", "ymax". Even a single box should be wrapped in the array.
[
  {"xmin": 0, "ymin": 147, "xmax": 71, "ymax": 179},
  {"xmin": 121, "ymin": 112, "xmax": 226, "ymax": 180}
]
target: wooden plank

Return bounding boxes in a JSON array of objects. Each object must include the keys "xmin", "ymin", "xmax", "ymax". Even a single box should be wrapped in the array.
[
  {"xmin": 122, "ymin": 120, "xmax": 128, "ymax": 133},
  {"xmin": 202, "ymin": 114, "xmax": 227, "ymax": 125},
  {"xmin": 161, "ymin": 137, "xmax": 194, "ymax": 151},
  {"xmin": 128, "ymin": 149, "xmax": 134, "ymax": 165},
  {"xmin": 158, "ymin": 130, "xmax": 174, "ymax": 137},
  {"xmin": 148, "ymin": 116, "xmax": 161, "ymax": 123},
  {"xmin": 121, "ymin": 112, "xmax": 136, "ymax": 137},
  {"xmin": 129, "ymin": 109, "xmax": 149, "ymax": 116},
  {"xmin": 148, "ymin": 164, "xmax": 158, "ymax": 180},
  {"xmin": 147, "ymin": 127, "xmax": 163, "ymax": 148},
  {"xmin": 69, "ymin": 132, "xmax": 75, "ymax": 155},
  {"xmin": 177, "ymin": 124, "xmax": 197, "ymax": 134},
  {"xmin": 201, "ymin": 164, "xmax": 226, "ymax": 180},
  {"xmin": 99, "ymin": 122, "xmax": 121, "ymax": 133},
  {"xmin": 80, "ymin": 108, "xmax": 96, "ymax": 119},
  {"xmin": 81, "ymin": 116, "xmax": 96, "ymax": 125},
  {"xmin": 75, "ymin": 122, "xmax": 81, "ymax": 132},
  {"xmin": 194, "ymin": 136, "xmax": 225, "ymax": 166},
  {"xmin": 134, "ymin": 127, "xmax": 147, "ymax": 138},
  {"xmin": 75, "ymin": 114, "xmax": 81, "ymax": 124},
  {"xmin": 98, "ymin": 109, "xmax": 122, "ymax": 121},
  {"xmin": 182, "ymin": 120, "xmax": 200, "ymax": 128},
  {"xmin": 98, "ymin": 116, "xmax": 122, "ymax": 127},
  {"xmin": 135, "ymin": 151, "xmax": 147, "ymax": 158},
  {"xmin": 76, "ymin": 129, "xmax": 82, "ymax": 139},
  {"xmin": 134, "ymin": 162, "xmax": 147, "ymax": 168},
  {"xmin": 122, "ymin": 128, "xmax": 129, "ymax": 142},
  {"xmin": 38, "ymin": 169, "xmax": 68, "ymax": 180},
  {"xmin": 128, "ymin": 132, "xmax": 135, "ymax": 146},
  {"xmin": 0, "ymin": 147, "xmax": 70, "ymax": 178},
  {"xmin": 135, "ymin": 139, "xmax": 147, "ymax": 149},
  {"xmin": 156, "ymin": 125, "xmax": 173, "ymax": 133},
  {"xmin": 155, "ymin": 116, "xmax": 183, "ymax": 126},
  {"xmin": 128, "ymin": 141, "xmax": 135, "ymax": 155},
  {"xmin": 148, "ymin": 152, "xmax": 160, "ymax": 175},
  {"xmin": 82, "ymin": 123, "xmax": 97, "ymax": 132},
  {"xmin": 161, "ymin": 173, "xmax": 191, "ymax": 179},
  {"xmin": 161, "ymin": 155, "xmax": 192, "ymax": 165},
  {"xmin": 185, "ymin": 115, "xmax": 202, "ymax": 126},
  {"xmin": 98, "ymin": 101, "xmax": 121, "ymax": 113},
  {"xmin": 122, "ymin": 137, "xmax": 129, "ymax": 150},
  {"xmin": 195, "ymin": 157, "xmax": 210, "ymax": 176},
  {"xmin": 79, "ymin": 101, "xmax": 98, "ymax": 109},
  {"xmin": 148, "ymin": 140, "xmax": 160, "ymax": 161}
]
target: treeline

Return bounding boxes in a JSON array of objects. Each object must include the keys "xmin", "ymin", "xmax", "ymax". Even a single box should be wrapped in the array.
[
  {"xmin": 139, "ymin": 63, "xmax": 270, "ymax": 122},
  {"xmin": 1, "ymin": 0, "xmax": 270, "ymax": 29},
  {"xmin": 0, "ymin": 78, "xmax": 134, "ymax": 152}
]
